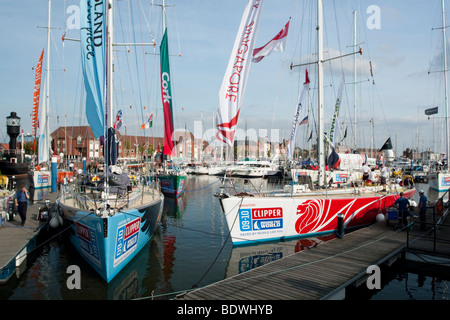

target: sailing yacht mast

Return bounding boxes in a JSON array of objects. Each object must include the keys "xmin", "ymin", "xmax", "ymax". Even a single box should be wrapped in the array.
[
  {"xmin": 39, "ymin": 0, "xmax": 51, "ymax": 166},
  {"xmin": 162, "ymin": 0, "xmax": 166, "ymax": 30},
  {"xmin": 317, "ymin": 0, "xmax": 325, "ymax": 186},
  {"xmin": 107, "ymin": 0, "xmax": 114, "ymax": 129},
  {"xmin": 104, "ymin": 0, "xmax": 114, "ymax": 199},
  {"xmin": 353, "ymin": 10, "xmax": 357, "ymax": 149},
  {"xmin": 45, "ymin": 0, "xmax": 51, "ymax": 147},
  {"xmin": 442, "ymin": 0, "xmax": 449, "ymax": 167}
]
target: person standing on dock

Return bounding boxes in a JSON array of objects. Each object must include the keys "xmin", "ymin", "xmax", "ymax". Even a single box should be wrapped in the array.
[
  {"xmin": 14, "ymin": 185, "xmax": 30, "ymax": 226},
  {"xmin": 418, "ymin": 190, "xmax": 427, "ymax": 231},
  {"xmin": 394, "ymin": 192, "xmax": 410, "ymax": 228}
]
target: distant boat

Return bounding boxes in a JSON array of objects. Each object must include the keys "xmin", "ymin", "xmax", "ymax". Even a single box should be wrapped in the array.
[
  {"xmin": 158, "ymin": 171, "xmax": 186, "ymax": 198},
  {"xmin": 429, "ymin": 169, "xmax": 450, "ymax": 192},
  {"xmin": 230, "ymin": 160, "xmax": 280, "ymax": 178},
  {"xmin": 208, "ymin": 164, "xmax": 226, "ymax": 176},
  {"xmin": 194, "ymin": 164, "xmax": 209, "ymax": 175}
]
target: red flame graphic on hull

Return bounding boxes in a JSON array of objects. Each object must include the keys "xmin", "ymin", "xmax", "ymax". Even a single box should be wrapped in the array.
[{"xmin": 294, "ymin": 196, "xmax": 397, "ymax": 235}]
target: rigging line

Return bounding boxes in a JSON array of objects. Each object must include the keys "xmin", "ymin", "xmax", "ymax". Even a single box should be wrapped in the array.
[
  {"xmin": 356, "ymin": 1, "xmax": 384, "ymax": 143},
  {"xmin": 69, "ymin": 63, "xmax": 81, "ymax": 131},
  {"xmin": 138, "ymin": 0, "xmax": 156, "ymax": 41},
  {"xmin": 171, "ymin": 0, "xmax": 182, "ymax": 57},
  {"xmin": 333, "ymin": 0, "xmax": 348, "ymax": 140},
  {"xmin": 129, "ymin": 0, "xmax": 145, "ymax": 128},
  {"xmin": 271, "ymin": 59, "xmax": 287, "ymax": 132},
  {"xmin": 147, "ymin": 1, "xmax": 159, "ymax": 118},
  {"xmin": 117, "ymin": 0, "xmax": 140, "ymax": 132},
  {"xmin": 290, "ymin": 0, "xmax": 311, "ymax": 150},
  {"xmin": 137, "ymin": 0, "xmax": 152, "ymax": 128},
  {"xmin": 192, "ymin": 196, "xmax": 244, "ymax": 289}
]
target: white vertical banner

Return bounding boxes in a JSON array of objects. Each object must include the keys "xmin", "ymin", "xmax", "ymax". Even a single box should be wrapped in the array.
[{"xmin": 216, "ymin": 0, "xmax": 264, "ymax": 146}]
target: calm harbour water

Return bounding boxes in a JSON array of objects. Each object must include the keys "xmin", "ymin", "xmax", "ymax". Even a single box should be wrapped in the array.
[{"xmin": 0, "ymin": 176, "xmax": 448, "ymax": 300}]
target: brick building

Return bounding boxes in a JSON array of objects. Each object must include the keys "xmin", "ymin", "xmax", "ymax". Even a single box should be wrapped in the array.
[{"xmin": 50, "ymin": 126, "xmax": 212, "ymax": 161}]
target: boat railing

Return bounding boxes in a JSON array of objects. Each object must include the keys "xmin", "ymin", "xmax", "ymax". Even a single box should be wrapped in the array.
[
  {"xmin": 1, "ymin": 149, "xmax": 20, "ymax": 157},
  {"xmin": 60, "ymin": 177, "xmax": 159, "ymax": 213},
  {"xmin": 217, "ymin": 176, "xmax": 265, "ymax": 197},
  {"xmin": 406, "ymin": 221, "xmax": 450, "ymax": 257},
  {"xmin": 406, "ymin": 187, "xmax": 450, "ymax": 255}
]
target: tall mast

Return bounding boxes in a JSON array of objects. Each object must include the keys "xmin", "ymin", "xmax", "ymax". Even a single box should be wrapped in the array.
[
  {"xmin": 353, "ymin": 10, "xmax": 357, "ymax": 149},
  {"xmin": 317, "ymin": 0, "xmax": 325, "ymax": 186},
  {"xmin": 44, "ymin": 0, "xmax": 51, "ymax": 165},
  {"xmin": 107, "ymin": 0, "xmax": 114, "ymax": 128},
  {"xmin": 442, "ymin": 0, "xmax": 449, "ymax": 167},
  {"xmin": 104, "ymin": 0, "xmax": 113, "ymax": 198},
  {"xmin": 162, "ymin": 0, "xmax": 166, "ymax": 30},
  {"xmin": 45, "ymin": 0, "xmax": 51, "ymax": 122}
]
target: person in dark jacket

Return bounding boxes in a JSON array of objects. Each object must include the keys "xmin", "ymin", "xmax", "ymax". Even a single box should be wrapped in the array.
[
  {"xmin": 15, "ymin": 185, "xmax": 30, "ymax": 226},
  {"xmin": 418, "ymin": 190, "xmax": 428, "ymax": 231},
  {"xmin": 394, "ymin": 192, "xmax": 410, "ymax": 227}
]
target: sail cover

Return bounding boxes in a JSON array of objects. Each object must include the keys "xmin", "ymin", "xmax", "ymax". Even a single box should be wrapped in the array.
[
  {"xmin": 32, "ymin": 49, "xmax": 44, "ymax": 152},
  {"xmin": 80, "ymin": 0, "xmax": 106, "ymax": 139},
  {"xmin": 160, "ymin": 28, "xmax": 175, "ymax": 156},
  {"xmin": 216, "ymin": 0, "xmax": 264, "ymax": 146}
]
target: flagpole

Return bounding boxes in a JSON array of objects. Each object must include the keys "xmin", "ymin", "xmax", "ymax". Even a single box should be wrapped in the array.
[
  {"xmin": 317, "ymin": 0, "xmax": 325, "ymax": 186},
  {"xmin": 44, "ymin": 0, "xmax": 51, "ymax": 167},
  {"xmin": 107, "ymin": 0, "xmax": 114, "ymax": 130},
  {"xmin": 105, "ymin": 0, "xmax": 113, "ymax": 200},
  {"xmin": 442, "ymin": 0, "xmax": 449, "ymax": 168},
  {"xmin": 353, "ymin": 10, "xmax": 357, "ymax": 150}
]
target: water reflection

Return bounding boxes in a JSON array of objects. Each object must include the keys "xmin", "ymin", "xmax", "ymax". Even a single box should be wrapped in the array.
[
  {"xmin": 3, "ymin": 177, "xmax": 448, "ymax": 300},
  {"xmin": 225, "ymin": 235, "xmax": 336, "ymax": 277}
]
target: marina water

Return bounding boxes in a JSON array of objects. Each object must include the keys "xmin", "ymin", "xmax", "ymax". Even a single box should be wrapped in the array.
[{"xmin": 0, "ymin": 175, "xmax": 448, "ymax": 300}]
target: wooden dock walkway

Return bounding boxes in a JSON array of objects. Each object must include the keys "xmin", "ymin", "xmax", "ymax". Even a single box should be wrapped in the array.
[
  {"xmin": 177, "ymin": 222, "xmax": 408, "ymax": 300},
  {"xmin": 177, "ymin": 204, "xmax": 450, "ymax": 301},
  {"xmin": 0, "ymin": 191, "xmax": 59, "ymax": 284}
]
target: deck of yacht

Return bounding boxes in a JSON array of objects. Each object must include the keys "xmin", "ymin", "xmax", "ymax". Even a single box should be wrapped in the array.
[
  {"xmin": 229, "ymin": 182, "xmax": 415, "ymax": 199},
  {"xmin": 59, "ymin": 184, "xmax": 162, "ymax": 212}
]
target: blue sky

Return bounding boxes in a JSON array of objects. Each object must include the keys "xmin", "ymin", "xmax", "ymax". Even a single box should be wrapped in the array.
[{"xmin": 0, "ymin": 0, "xmax": 448, "ymax": 157}]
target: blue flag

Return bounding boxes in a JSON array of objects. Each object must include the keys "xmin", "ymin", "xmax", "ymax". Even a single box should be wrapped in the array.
[{"xmin": 80, "ymin": 0, "xmax": 106, "ymax": 139}]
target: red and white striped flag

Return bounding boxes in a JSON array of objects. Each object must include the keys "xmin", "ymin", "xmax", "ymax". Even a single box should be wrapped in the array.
[{"xmin": 252, "ymin": 20, "xmax": 289, "ymax": 63}]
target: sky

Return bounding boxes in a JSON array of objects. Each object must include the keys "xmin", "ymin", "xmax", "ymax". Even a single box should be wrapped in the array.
[{"xmin": 0, "ymin": 0, "xmax": 448, "ymax": 158}]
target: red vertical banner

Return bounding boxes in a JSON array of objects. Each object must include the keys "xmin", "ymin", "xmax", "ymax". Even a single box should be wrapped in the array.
[
  {"xmin": 32, "ymin": 49, "xmax": 44, "ymax": 151},
  {"xmin": 160, "ymin": 28, "xmax": 175, "ymax": 156}
]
